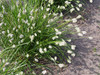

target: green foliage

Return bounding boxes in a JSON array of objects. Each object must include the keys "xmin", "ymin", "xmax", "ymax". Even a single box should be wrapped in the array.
[{"xmin": 0, "ymin": 0, "xmax": 76, "ymax": 75}]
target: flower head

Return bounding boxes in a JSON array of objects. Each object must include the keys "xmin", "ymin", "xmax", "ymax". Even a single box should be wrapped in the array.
[
  {"xmin": 49, "ymin": 0, "xmax": 54, "ymax": 5},
  {"xmin": 58, "ymin": 64, "xmax": 64, "ymax": 68},
  {"xmin": 30, "ymin": 35, "xmax": 34, "ymax": 42},
  {"xmin": 39, "ymin": 48, "xmax": 44, "ymax": 54},
  {"xmin": 89, "ymin": 0, "xmax": 93, "ymax": 3},
  {"xmin": 71, "ymin": 45, "xmax": 76, "ymax": 50}
]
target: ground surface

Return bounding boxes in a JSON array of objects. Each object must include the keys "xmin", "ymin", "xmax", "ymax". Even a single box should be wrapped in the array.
[{"xmin": 58, "ymin": 0, "xmax": 100, "ymax": 75}]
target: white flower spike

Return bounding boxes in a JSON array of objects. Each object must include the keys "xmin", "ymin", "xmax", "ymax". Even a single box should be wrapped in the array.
[
  {"xmin": 30, "ymin": 35, "xmax": 34, "ymax": 42},
  {"xmin": 58, "ymin": 64, "xmax": 64, "ymax": 68},
  {"xmin": 42, "ymin": 70, "xmax": 47, "ymax": 75},
  {"xmin": 89, "ymin": 0, "xmax": 93, "ymax": 3}
]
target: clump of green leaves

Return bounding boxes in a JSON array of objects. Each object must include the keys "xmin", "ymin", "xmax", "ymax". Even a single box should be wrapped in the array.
[{"xmin": 0, "ymin": 0, "xmax": 76, "ymax": 75}]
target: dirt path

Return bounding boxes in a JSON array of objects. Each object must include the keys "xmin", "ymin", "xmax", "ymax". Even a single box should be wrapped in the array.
[{"xmin": 59, "ymin": 0, "xmax": 100, "ymax": 75}]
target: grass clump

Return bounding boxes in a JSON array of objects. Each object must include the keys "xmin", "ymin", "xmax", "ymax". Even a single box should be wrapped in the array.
[{"xmin": 0, "ymin": 0, "xmax": 76, "ymax": 75}]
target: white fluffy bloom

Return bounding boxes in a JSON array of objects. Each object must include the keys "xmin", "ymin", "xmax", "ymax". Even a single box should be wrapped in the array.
[
  {"xmin": 89, "ymin": 0, "xmax": 93, "ymax": 3},
  {"xmin": 67, "ymin": 39, "xmax": 71, "ymax": 42},
  {"xmin": 43, "ymin": 15, "xmax": 46, "ymax": 19},
  {"xmin": 5, "ymin": 62, "xmax": 9, "ymax": 66},
  {"xmin": 2, "ymin": 59, "xmax": 5, "ymax": 63},
  {"xmin": 42, "ymin": 70, "xmax": 47, "ymax": 75},
  {"xmin": 55, "ymin": 39, "xmax": 67, "ymax": 46},
  {"xmin": 49, "ymin": 0, "xmax": 54, "ymax": 4},
  {"xmin": 12, "ymin": 44, "xmax": 16, "ymax": 48},
  {"xmin": 54, "ymin": 28, "xmax": 62, "ymax": 35},
  {"xmin": 30, "ymin": 9, "xmax": 34, "ymax": 15},
  {"xmin": 0, "ymin": 22, "xmax": 3, "ymax": 26},
  {"xmin": 60, "ymin": 6, "xmax": 65, "ymax": 9},
  {"xmin": 25, "ymin": 20, "xmax": 28, "ymax": 24},
  {"xmin": 78, "ymin": 4, "xmax": 82, "ymax": 7},
  {"xmin": 65, "ymin": 1, "xmax": 71, "ymax": 5},
  {"xmin": 57, "ymin": 5, "xmax": 60, "ymax": 9},
  {"xmin": 20, "ymin": 39, "xmax": 24, "ymax": 43},
  {"xmin": 3, "ymin": 68, "xmax": 5, "ymax": 72},
  {"xmin": 51, "ymin": 57, "xmax": 55, "ymax": 61},
  {"xmin": 32, "ymin": 23, "xmax": 35, "ymax": 27},
  {"xmin": 67, "ymin": 59, "xmax": 71, "ymax": 63},
  {"xmin": 67, "ymin": 50, "xmax": 72, "ymax": 54},
  {"xmin": 18, "ymin": 25, "xmax": 21, "ymax": 28},
  {"xmin": 8, "ymin": 33, "xmax": 13, "ymax": 38},
  {"xmin": 0, "ymin": 13, "xmax": 3, "ymax": 17},
  {"xmin": 29, "ymin": 35, "xmax": 34, "ymax": 42},
  {"xmin": 34, "ymin": 33, "xmax": 37, "ymax": 36},
  {"xmin": 2, "ymin": 31, "xmax": 5, "ymax": 34},
  {"xmin": 34, "ymin": 58, "xmax": 38, "ymax": 62},
  {"xmin": 22, "ymin": 9, "xmax": 27, "ymax": 14},
  {"xmin": 2, "ymin": 5, "xmax": 5, "ymax": 10},
  {"xmin": 76, "ymin": 7, "xmax": 80, "ymax": 11},
  {"xmin": 48, "ymin": 13, "xmax": 51, "ymax": 16},
  {"xmin": 35, "ymin": 9, "xmax": 38, "ymax": 12},
  {"xmin": 48, "ymin": 19, "xmax": 53, "ymax": 23},
  {"xmin": 56, "ymin": 31, "xmax": 62, "ymax": 35},
  {"xmin": 41, "ymin": 6, "xmax": 43, "ymax": 10},
  {"xmin": 7, "ymin": 30, "xmax": 9, "ymax": 33},
  {"xmin": 75, "ymin": 27, "xmax": 81, "ymax": 32},
  {"xmin": 68, "ymin": 56, "xmax": 71, "ymax": 60},
  {"xmin": 70, "ymin": 8, "xmax": 75, "ymax": 13},
  {"xmin": 38, "ymin": 30, "xmax": 41, "ymax": 33},
  {"xmin": 51, "ymin": 56, "xmax": 57, "ymax": 61},
  {"xmin": 19, "ymin": 71, "xmax": 23, "ymax": 75},
  {"xmin": 46, "ymin": 25, "xmax": 50, "ymax": 27},
  {"xmin": 53, "ymin": 13, "xmax": 58, "ymax": 16},
  {"xmin": 48, "ymin": 45, "xmax": 52, "ymax": 49},
  {"xmin": 82, "ymin": 31, "xmax": 87, "ymax": 34},
  {"xmin": 44, "ymin": 48, "xmax": 47, "ymax": 52},
  {"xmin": 52, "ymin": 36, "xmax": 58, "ymax": 40},
  {"xmin": 16, "ymin": 1, "xmax": 19, "ymax": 7},
  {"xmin": 76, "ymin": 15, "xmax": 82, "ymax": 19},
  {"xmin": 58, "ymin": 64, "xmax": 64, "ymax": 68},
  {"xmin": 31, "ymin": 26, "xmax": 33, "ymax": 29},
  {"xmin": 48, "ymin": 4, "xmax": 50, "ymax": 7},
  {"xmin": 60, "ymin": 12, "xmax": 63, "ymax": 17},
  {"xmin": 54, "ymin": 56, "xmax": 57, "ymax": 61},
  {"xmin": 68, "ymin": 23, "xmax": 72, "ymax": 27},
  {"xmin": 71, "ymin": 45, "xmax": 76, "ymax": 50},
  {"xmin": 18, "ymin": 12, "xmax": 21, "ymax": 18},
  {"xmin": 16, "ymin": 29, "xmax": 18, "ymax": 32},
  {"xmin": 72, "ymin": 18, "xmax": 77, "ymax": 23},
  {"xmin": 78, "ymin": 33, "xmax": 83, "ymax": 36},
  {"xmin": 88, "ymin": 37, "xmax": 93, "ymax": 40},
  {"xmin": 71, "ymin": 53, "xmax": 75, "ymax": 57},
  {"xmin": 32, "ymin": 71, "xmax": 36, "ymax": 75},
  {"xmin": 26, "ymin": 54, "xmax": 29, "ymax": 58},
  {"xmin": 29, "ymin": 16, "xmax": 34, "ymax": 21},
  {"xmin": 27, "ymin": 23, "xmax": 30, "ymax": 26},
  {"xmin": 46, "ymin": 8, "xmax": 50, "ymax": 11},
  {"xmin": 36, "ymin": 41, "xmax": 39, "ymax": 45},
  {"xmin": 19, "ymin": 34, "xmax": 24, "ymax": 38},
  {"xmin": 18, "ymin": 18, "xmax": 20, "ymax": 22},
  {"xmin": 39, "ymin": 48, "xmax": 44, "ymax": 54}
]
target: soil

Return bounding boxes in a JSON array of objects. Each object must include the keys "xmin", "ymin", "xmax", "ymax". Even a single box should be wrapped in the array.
[{"xmin": 58, "ymin": 0, "xmax": 100, "ymax": 75}]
